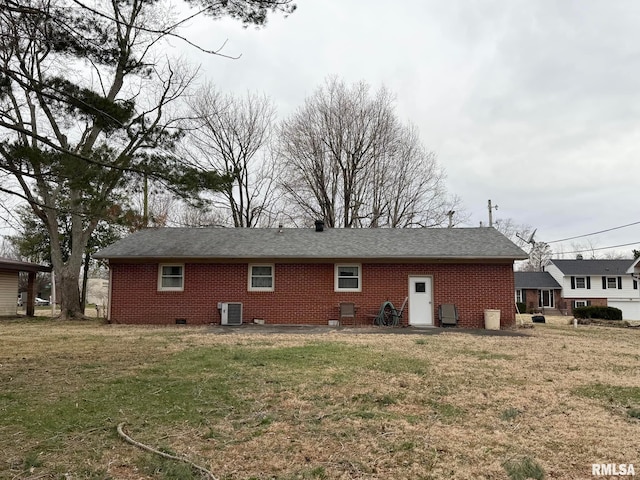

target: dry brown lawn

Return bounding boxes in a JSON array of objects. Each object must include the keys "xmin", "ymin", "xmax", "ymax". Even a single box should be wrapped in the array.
[{"xmin": 0, "ymin": 318, "xmax": 638, "ymax": 479}]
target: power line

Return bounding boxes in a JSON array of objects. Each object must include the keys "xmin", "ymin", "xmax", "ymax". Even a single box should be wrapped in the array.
[
  {"xmin": 547, "ymin": 220, "xmax": 640, "ymax": 244},
  {"xmin": 560, "ymin": 241, "xmax": 640, "ymax": 255}
]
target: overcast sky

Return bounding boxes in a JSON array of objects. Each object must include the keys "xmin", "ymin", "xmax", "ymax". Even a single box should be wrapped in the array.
[{"xmin": 179, "ymin": 0, "xmax": 640, "ymax": 258}]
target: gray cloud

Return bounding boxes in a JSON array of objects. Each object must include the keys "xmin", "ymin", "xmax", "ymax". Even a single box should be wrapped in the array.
[{"xmin": 184, "ymin": 0, "xmax": 640, "ymax": 255}]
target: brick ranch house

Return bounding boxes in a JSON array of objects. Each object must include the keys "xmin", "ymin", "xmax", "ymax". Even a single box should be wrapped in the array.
[
  {"xmin": 514, "ymin": 271, "xmax": 562, "ymax": 314},
  {"xmin": 94, "ymin": 225, "xmax": 527, "ymax": 328}
]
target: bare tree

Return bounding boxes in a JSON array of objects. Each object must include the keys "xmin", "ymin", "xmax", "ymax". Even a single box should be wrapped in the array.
[
  {"xmin": 186, "ymin": 86, "xmax": 278, "ymax": 227},
  {"xmin": 277, "ymin": 77, "xmax": 460, "ymax": 228},
  {"xmin": 494, "ymin": 219, "xmax": 551, "ymax": 271},
  {"xmin": 361, "ymin": 124, "xmax": 459, "ymax": 227},
  {"xmin": 0, "ymin": 234, "xmax": 19, "ymax": 258},
  {"xmin": 525, "ymin": 242, "xmax": 552, "ymax": 271},
  {"xmin": 171, "ymin": 202, "xmax": 227, "ymax": 228},
  {"xmin": 494, "ymin": 218, "xmax": 535, "ymax": 248},
  {"xmin": 0, "ymin": 0, "xmax": 293, "ymax": 318}
]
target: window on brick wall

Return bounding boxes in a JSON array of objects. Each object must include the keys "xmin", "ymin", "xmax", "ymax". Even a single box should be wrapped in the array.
[
  {"xmin": 515, "ymin": 289, "xmax": 523, "ymax": 303},
  {"xmin": 248, "ymin": 264, "xmax": 274, "ymax": 292},
  {"xmin": 158, "ymin": 264, "xmax": 184, "ymax": 291},
  {"xmin": 335, "ymin": 264, "xmax": 361, "ymax": 292}
]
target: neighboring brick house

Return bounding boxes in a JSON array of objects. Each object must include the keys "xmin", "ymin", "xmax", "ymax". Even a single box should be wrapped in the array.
[
  {"xmin": 94, "ymin": 225, "xmax": 528, "ymax": 328},
  {"xmin": 544, "ymin": 258, "xmax": 640, "ymax": 320},
  {"xmin": 514, "ymin": 272, "xmax": 562, "ymax": 314}
]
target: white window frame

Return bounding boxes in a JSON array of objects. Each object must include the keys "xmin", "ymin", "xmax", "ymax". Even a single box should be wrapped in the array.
[
  {"xmin": 515, "ymin": 289, "xmax": 523, "ymax": 303},
  {"xmin": 335, "ymin": 263, "xmax": 361, "ymax": 292},
  {"xmin": 248, "ymin": 264, "xmax": 275, "ymax": 292},
  {"xmin": 158, "ymin": 264, "xmax": 184, "ymax": 292},
  {"xmin": 574, "ymin": 300, "xmax": 588, "ymax": 308},
  {"xmin": 575, "ymin": 277, "xmax": 586, "ymax": 289},
  {"xmin": 606, "ymin": 277, "xmax": 618, "ymax": 289}
]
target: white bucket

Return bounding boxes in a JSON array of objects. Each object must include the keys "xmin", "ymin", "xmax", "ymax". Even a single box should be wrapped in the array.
[{"xmin": 484, "ymin": 309, "xmax": 501, "ymax": 330}]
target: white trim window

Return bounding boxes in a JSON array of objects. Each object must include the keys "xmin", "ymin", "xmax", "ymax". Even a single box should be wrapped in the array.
[
  {"xmin": 248, "ymin": 264, "xmax": 274, "ymax": 292},
  {"xmin": 158, "ymin": 264, "xmax": 184, "ymax": 291},
  {"xmin": 574, "ymin": 300, "xmax": 588, "ymax": 308},
  {"xmin": 515, "ymin": 289, "xmax": 523, "ymax": 303},
  {"xmin": 335, "ymin": 264, "xmax": 361, "ymax": 292},
  {"xmin": 574, "ymin": 277, "xmax": 586, "ymax": 289}
]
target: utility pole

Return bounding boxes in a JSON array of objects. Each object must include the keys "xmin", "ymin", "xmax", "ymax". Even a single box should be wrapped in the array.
[
  {"xmin": 143, "ymin": 174, "xmax": 148, "ymax": 227},
  {"xmin": 488, "ymin": 199, "xmax": 498, "ymax": 227},
  {"xmin": 447, "ymin": 210, "xmax": 455, "ymax": 228}
]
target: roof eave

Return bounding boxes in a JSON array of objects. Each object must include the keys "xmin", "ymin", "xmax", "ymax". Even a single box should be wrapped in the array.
[{"xmin": 96, "ymin": 254, "xmax": 527, "ymax": 262}]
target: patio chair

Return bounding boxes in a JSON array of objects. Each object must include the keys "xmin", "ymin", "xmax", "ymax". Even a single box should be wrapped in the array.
[
  {"xmin": 339, "ymin": 302, "xmax": 356, "ymax": 326},
  {"xmin": 439, "ymin": 304, "xmax": 458, "ymax": 327}
]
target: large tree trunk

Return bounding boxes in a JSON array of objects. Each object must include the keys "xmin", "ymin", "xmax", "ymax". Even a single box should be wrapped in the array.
[
  {"xmin": 58, "ymin": 265, "xmax": 84, "ymax": 319},
  {"xmin": 46, "ymin": 203, "xmax": 94, "ymax": 320}
]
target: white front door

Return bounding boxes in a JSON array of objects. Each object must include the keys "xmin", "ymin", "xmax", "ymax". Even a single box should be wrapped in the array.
[{"xmin": 409, "ymin": 276, "xmax": 433, "ymax": 326}]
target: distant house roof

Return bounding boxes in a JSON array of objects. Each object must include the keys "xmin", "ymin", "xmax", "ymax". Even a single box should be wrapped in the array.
[
  {"xmin": 627, "ymin": 257, "xmax": 640, "ymax": 274},
  {"xmin": 94, "ymin": 227, "xmax": 528, "ymax": 261},
  {"xmin": 0, "ymin": 257, "xmax": 52, "ymax": 273},
  {"xmin": 547, "ymin": 259, "xmax": 635, "ymax": 276},
  {"xmin": 515, "ymin": 272, "xmax": 561, "ymax": 289}
]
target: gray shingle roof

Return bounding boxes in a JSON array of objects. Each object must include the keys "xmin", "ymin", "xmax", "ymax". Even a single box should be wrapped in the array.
[
  {"xmin": 0, "ymin": 257, "xmax": 52, "ymax": 273},
  {"xmin": 514, "ymin": 272, "xmax": 561, "ymax": 289},
  {"xmin": 94, "ymin": 227, "xmax": 528, "ymax": 261},
  {"xmin": 548, "ymin": 259, "xmax": 635, "ymax": 276}
]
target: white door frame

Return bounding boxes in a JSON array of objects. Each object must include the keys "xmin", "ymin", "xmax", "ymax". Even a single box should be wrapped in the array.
[
  {"xmin": 539, "ymin": 289, "xmax": 554, "ymax": 308},
  {"xmin": 408, "ymin": 275, "xmax": 434, "ymax": 326}
]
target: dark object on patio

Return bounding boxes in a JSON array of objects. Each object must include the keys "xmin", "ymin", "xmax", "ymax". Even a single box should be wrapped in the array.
[
  {"xmin": 339, "ymin": 302, "xmax": 356, "ymax": 325},
  {"xmin": 374, "ymin": 298, "xmax": 407, "ymax": 326},
  {"xmin": 439, "ymin": 304, "xmax": 458, "ymax": 327},
  {"xmin": 532, "ymin": 315, "xmax": 546, "ymax": 323}
]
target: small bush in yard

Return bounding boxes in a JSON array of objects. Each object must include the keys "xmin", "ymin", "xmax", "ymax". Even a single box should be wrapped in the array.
[
  {"xmin": 515, "ymin": 302, "xmax": 527, "ymax": 314},
  {"xmin": 628, "ymin": 408, "xmax": 640, "ymax": 419},
  {"xmin": 573, "ymin": 306, "xmax": 622, "ymax": 320},
  {"xmin": 503, "ymin": 456, "xmax": 545, "ymax": 480}
]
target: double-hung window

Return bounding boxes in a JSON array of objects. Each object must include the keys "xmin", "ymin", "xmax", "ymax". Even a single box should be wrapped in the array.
[
  {"xmin": 603, "ymin": 276, "xmax": 622, "ymax": 289},
  {"xmin": 158, "ymin": 264, "xmax": 184, "ymax": 291},
  {"xmin": 574, "ymin": 277, "xmax": 586, "ymax": 289},
  {"xmin": 335, "ymin": 264, "xmax": 361, "ymax": 292},
  {"xmin": 249, "ymin": 264, "xmax": 274, "ymax": 292}
]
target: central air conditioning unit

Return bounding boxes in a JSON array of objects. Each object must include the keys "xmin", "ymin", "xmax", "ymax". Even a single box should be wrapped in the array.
[{"xmin": 220, "ymin": 302, "xmax": 243, "ymax": 325}]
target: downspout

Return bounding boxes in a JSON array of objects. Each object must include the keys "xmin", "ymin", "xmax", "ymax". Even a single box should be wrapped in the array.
[{"xmin": 107, "ymin": 264, "xmax": 113, "ymax": 322}]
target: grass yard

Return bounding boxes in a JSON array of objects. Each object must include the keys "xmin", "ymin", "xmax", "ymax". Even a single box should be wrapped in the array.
[{"xmin": 0, "ymin": 320, "xmax": 638, "ymax": 479}]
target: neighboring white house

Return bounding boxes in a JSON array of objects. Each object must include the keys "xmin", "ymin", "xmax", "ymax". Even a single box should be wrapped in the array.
[
  {"xmin": 0, "ymin": 257, "xmax": 52, "ymax": 316},
  {"xmin": 545, "ymin": 258, "xmax": 640, "ymax": 320}
]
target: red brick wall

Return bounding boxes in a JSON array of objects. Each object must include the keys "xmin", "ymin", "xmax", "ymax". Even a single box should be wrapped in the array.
[
  {"xmin": 109, "ymin": 261, "xmax": 516, "ymax": 328},
  {"xmin": 522, "ymin": 289, "xmax": 563, "ymax": 313},
  {"xmin": 563, "ymin": 297, "xmax": 607, "ymax": 315},
  {"xmin": 524, "ymin": 289, "xmax": 538, "ymax": 312}
]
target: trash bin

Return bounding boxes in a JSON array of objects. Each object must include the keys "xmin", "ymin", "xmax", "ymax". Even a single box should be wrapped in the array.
[{"xmin": 484, "ymin": 309, "xmax": 501, "ymax": 330}]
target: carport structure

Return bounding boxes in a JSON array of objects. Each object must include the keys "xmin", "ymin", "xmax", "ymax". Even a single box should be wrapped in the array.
[{"xmin": 0, "ymin": 257, "xmax": 52, "ymax": 317}]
